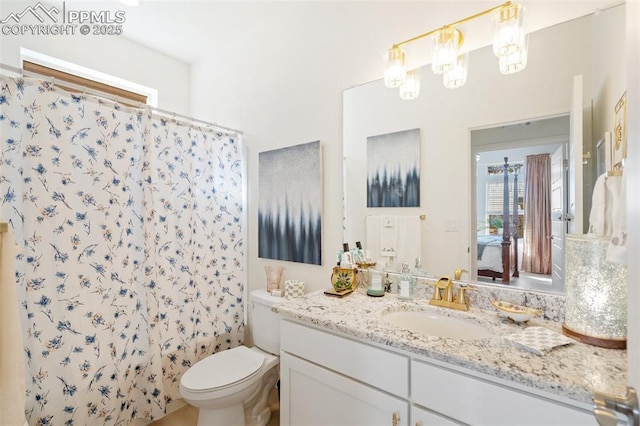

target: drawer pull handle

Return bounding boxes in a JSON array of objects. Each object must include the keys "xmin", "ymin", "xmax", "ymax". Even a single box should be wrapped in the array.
[{"xmin": 392, "ymin": 411, "xmax": 400, "ymax": 426}]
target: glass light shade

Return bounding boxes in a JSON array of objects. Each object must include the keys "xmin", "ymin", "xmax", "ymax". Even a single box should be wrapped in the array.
[
  {"xmin": 499, "ymin": 35, "xmax": 528, "ymax": 74},
  {"xmin": 443, "ymin": 53, "xmax": 469, "ymax": 89},
  {"xmin": 492, "ymin": 3, "xmax": 525, "ymax": 57},
  {"xmin": 432, "ymin": 27, "xmax": 461, "ymax": 75},
  {"xmin": 384, "ymin": 46, "xmax": 406, "ymax": 88},
  {"xmin": 399, "ymin": 70, "xmax": 420, "ymax": 100},
  {"xmin": 563, "ymin": 234, "xmax": 627, "ymax": 348}
]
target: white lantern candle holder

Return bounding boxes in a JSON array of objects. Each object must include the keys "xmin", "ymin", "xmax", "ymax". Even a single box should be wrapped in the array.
[{"xmin": 562, "ymin": 234, "xmax": 627, "ymax": 349}]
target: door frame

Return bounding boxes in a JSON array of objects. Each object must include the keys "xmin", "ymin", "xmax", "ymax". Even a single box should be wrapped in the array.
[
  {"xmin": 550, "ymin": 144, "xmax": 567, "ymax": 293},
  {"xmin": 469, "ymin": 115, "xmax": 569, "ymax": 286}
]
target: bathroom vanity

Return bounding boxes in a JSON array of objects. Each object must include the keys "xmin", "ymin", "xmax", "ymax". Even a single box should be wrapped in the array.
[{"xmin": 276, "ymin": 288, "xmax": 627, "ymax": 426}]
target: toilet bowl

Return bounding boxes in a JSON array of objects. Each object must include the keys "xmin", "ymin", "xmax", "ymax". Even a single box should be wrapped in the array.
[{"xmin": 179, "ymin": 289, "xmax": 281, "ymax": 426}]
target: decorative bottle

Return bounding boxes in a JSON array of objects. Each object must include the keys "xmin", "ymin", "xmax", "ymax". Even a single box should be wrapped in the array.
[
  {"xmin": 413, "ymin": 257, "xmax": 427, "ymax": 277},
  {"xmin": 353, "ymin": 241, "xmax": 365, "ymax": 264},
  {"xmin": 397, "ymin": 261, "xmax": 414, "ymax": 300}
]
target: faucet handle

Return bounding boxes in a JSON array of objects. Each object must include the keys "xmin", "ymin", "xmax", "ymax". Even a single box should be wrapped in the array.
[{"xmin": 455, "ymin": 285, "xmax": 477, "ymax": 306}]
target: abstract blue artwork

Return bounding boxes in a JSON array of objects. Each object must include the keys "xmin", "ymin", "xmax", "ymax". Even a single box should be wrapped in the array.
[
  {"xmin": 258, "ymin": 141, "xmax": 322, "ymax": 265},
  {"xmin": 367, "ymin": 128, "xmax": 421, "ymax": 207}
]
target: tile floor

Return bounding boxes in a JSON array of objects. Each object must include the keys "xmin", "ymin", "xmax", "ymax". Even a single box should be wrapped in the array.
[{"xmin": 149, "ymin": 386, "xmax": 280, "ymax": 426}]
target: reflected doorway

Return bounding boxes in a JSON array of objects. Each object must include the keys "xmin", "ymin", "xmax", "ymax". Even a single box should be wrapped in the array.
[{"xmin": 470, "ymin": 116, "xmax": 570, "ymax": 294}]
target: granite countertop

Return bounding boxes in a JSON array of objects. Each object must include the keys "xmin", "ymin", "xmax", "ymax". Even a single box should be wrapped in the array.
[{"xmin": 274, "ymin": 287, "xmax": 627, "ymax": 406}]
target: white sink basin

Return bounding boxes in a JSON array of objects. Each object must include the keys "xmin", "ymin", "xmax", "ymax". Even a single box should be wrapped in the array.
[{"xmin": 382, "ymin": 310, "xmax": 492, "ymax": 340}]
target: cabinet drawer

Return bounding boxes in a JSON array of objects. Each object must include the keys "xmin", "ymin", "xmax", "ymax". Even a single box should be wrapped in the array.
[
  {"xmin": 282, "ymin": 352, "xmax": 409, "ymax": 426},
  {"xmin": 412, "ymin": 404, "xmax": 463, "ymax": 426},
  {"xmin": 412, "ymin": 360, "xmax": 596, "ymax": 426},
  {"xmin": 281, "ymin": 320, "xmax": 409, "ymax": 398}
]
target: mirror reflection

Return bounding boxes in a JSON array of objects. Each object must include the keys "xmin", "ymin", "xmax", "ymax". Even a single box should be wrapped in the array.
[
  {"xmin": 343, "ymin": 5, "xmax": 625, "ymax": 294},
  {"xmin": 471, "ymin": 116, "xmax": 568, "ymax": 294}
]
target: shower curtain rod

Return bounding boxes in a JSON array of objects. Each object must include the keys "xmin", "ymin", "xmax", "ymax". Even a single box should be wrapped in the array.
[{"xmin": 0, "ymin": 62, "xmax": 243, "ymax": 136}]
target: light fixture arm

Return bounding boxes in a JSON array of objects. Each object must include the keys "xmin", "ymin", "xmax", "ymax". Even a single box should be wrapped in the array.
[{"xmin": 393, "ymin": 0, "xmax": 512, "ymax": 48}]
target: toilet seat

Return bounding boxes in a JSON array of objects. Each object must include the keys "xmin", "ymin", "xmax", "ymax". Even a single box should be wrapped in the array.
[{"xmin": 181, "ymin": 346, "xmax": 265, "ymax": 393}]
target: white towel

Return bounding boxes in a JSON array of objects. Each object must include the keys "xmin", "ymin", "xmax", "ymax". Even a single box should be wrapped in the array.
[
  {"xmin": 396, "ymin": 216, "xmax": 422, "ymax": 263},
  {"xmin": 588, "ymin": 173, "xmax": 608, "ymax": 235},
  {"xmin": 379, "ymin": 216, "xmax": 398, "ymax": 257},
  {"xmin": 0, "ymin": 229, "xmax": 27, "ymax": 426},
  {"xmin": 606, "ymin": 175, "xmax": 626, "ymax": 264},
  {"xmin": 366, "ymin": 215, "xmax": 422, "ymax": 265},
  {"xmin": 365, "ymin": 216, "xmax": 382, "ymax": 264},
  {"xmin": 504, "ymin": 326, "xmax": 574, "ymax": 356},
  {"xmin": 588, "ymin": 173, "xmax": 627, "ymax": 263}
]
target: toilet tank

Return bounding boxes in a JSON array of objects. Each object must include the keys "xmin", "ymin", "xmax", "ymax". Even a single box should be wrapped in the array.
[{"xmin": 250, "ymin": 289, "xmax": 282, "ymax": 355}]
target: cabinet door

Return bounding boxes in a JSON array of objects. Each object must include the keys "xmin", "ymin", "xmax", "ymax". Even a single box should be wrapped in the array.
[
  {"xmin": 412, "ymin": 405, "xmax": 464, "ymax": 426},
  {"xmin": 412, "ymin": 360, "xmax": 596, "ymax": 426},
  {"xmin": 281, "ymin": 320, "xmax": 409, "ymax": 398},
  {"xmin": 281, "ymin": 352, "xmax": 409, "ymax": 426}
]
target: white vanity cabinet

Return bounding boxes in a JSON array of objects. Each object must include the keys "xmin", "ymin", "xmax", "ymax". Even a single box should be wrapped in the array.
[
  {"xmin": 281, "ymin": 318, "xmax": 600, "ymax": 426},
  {"xmin": 411, "ymin": 359, "xmax": 597, "ymax": 426},
  {"xmin": 280, "ymin": 320, "xmax": 410, "ymax": 426},
  {"xmin": 411, "ymin": 404, "xmax": 462, "ymax": 426}
]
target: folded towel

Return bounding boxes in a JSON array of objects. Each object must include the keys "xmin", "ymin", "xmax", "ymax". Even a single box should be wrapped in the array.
[
  {"xmin": 606, "ymin": 175, "xmax": 626, "ymax": 264},
  {"xmin": 365, "ymin": 216, "xmax": 382, "ymax": 263},
  {"xmin": 504, "ymin": 327, "xmax": 573, "ymax": 356},
  {"xmin": 396, "ymin": 215, "xmax": 421, "ymax": 262},
  {"xmin": 379, "ymin": 215, "xmax": 397, "ymax": 258},
  {"xmin": 588, "ymin": 173, "xmax": 608, "ymax": 235}
]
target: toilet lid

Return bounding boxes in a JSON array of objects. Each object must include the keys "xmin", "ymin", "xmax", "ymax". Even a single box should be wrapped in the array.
[{"xmin": 181, "ymin": 346, "xmax": 264, "ymax": 392}]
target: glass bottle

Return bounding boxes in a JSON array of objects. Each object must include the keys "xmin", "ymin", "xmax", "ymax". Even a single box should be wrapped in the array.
[
  {"xmin": 397, "ymin": 261, "xmax": 414, "ymax": 300},
  {"xmin": 413, "ymin": 257, "xmax": 427, "ymax": 276}
]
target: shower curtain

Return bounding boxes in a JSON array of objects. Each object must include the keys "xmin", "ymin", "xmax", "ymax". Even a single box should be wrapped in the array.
[{"xmin": 0, "ymin": 76, "xmax": 245, "ymax": 425}]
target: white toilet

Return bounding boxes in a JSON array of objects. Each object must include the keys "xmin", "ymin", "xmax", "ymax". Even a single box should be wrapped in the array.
[{"xmin": 179, "ymin": 289, "xmax": 281, "ymax": 426}]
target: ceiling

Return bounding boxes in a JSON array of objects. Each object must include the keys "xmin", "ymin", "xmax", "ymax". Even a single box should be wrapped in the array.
[{"xmin": 75, "ymin": 0, "xmax": 621, "ymax": 67}]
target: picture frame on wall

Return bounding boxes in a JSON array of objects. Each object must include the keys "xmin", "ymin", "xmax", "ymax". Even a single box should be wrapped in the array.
[
  {"xmin": 613, "ymin": 91, "xmax": 627, "ymax": 168},
  {"xmin": 366, "ymin": 128, "xmax": 421, "ymax": 208},
  {"xmin": 258, "ymin": 141, "xmax": 322, "ymax": 265},
  {"xmin": 596, "ymin": 131, "xmax": 613, "ymax": 176}
]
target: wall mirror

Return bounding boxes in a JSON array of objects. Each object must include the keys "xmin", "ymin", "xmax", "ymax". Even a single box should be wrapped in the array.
[{"xmin": 343, "ymin": 4, "xmax": 625, "ymax": 295}]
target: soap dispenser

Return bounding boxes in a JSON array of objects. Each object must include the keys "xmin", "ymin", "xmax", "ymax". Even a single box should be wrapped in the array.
[
  {"xmin": 413, "ymin": 257, "xmax": 427, "ymax": 277},
  {"xmin": 397, "ymin": 260, "xmax": 414, "ymax": 300}
]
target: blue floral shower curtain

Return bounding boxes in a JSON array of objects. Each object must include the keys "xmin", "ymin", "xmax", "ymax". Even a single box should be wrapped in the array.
[{"xmin": 0, "ymin": 76, "xmax": 245, "ymax": 425}]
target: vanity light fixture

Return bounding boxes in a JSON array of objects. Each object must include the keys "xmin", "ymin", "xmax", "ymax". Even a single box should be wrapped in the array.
[
  {"xmin": 443, "ymin": 53, "xmax": 469, "ymax": 89},
  {"xmin": 432, "ymin": 27, "xmax": 463, "ymax": 75},
  {"xmin": 384, "ymin": 46, "xmax": 406, "ymax": 89},
  {"xmin": 499, "ymin": 35, "xmax": 529, "ymax": 75},
  {"xmin": 399, "ymin": 69, "xmax": 421, "ymax": 100},
  {"xmin": 492, "ymin": 3, "xmax": 526, "ymax": 56},
  {"xmin": 383, "ymin": 1, "xmax": 526, "ymax": 99}
]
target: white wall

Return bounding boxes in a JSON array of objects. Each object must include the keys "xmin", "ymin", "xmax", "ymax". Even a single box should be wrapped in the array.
[
  {"xmin": 0, "ymin": 1, "xmax": 190, "ymax": 113},
  {"xmin": 343, "ymin": 6, "xmax": 625, "ymax": 278},
  {"xmin": 190, "ymin": 2, "xmax": 423, "ymax": 294},
  {"xmin": 189, "ymin": 2, "xmax": 627, "ymax": 297}
]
